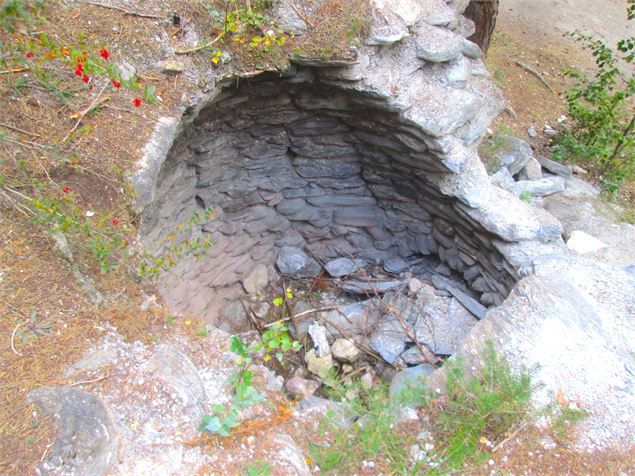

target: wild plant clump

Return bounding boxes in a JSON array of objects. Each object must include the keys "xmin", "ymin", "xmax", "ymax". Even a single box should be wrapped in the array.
[
  {"xmin": 430, "ymin": 341, "xmax": 533, "ymax": 472},
  {"xmin": 553, "ymin": 3, "xmax": 634, "ymax": 196}
]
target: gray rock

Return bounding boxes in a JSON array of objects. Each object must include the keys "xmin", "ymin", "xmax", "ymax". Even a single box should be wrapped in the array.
[
  {"xmin": 384, "ymin": 257, "xmax": 410, "ymax": 274},
  {"xmin": 296, "ymin": 396, "xmax": 355, "ymax": 428},
  {"xmin": 157, "ymin": 59, "xmax": 184, "ymax": 73},
  {"xmin": 543, "ymin": 125, "xmax": 557, "ymax": 137},
  {"xmin": 489, "ymin": 136, "xmax": 533, "ymax": 176},
  {"xmin": 516, "ymin": 176, "xmax": 565, "ymax": 197},
  {"xmin": 148, "ymin": 346, "xmax": 206, "ymax": 411},
  {"xmin": 305, "ymin": 348, "xmax": 333, "ymax": 379},
  {"xmin": 389, "ymin": 364, "xmax": 435, "ymax": 399},
  {"xmin": 63, "ymin": 349, "xmax": 118, "ymax": 378},
  {"xmin": 285, "ymin": 376, "xmax": 320, "ymax": 400},
  {"xmin": 400, "ymin": 345, "xmax": 437, "ymax": 366},
  {"xmin": 242, "ymin": 263, "xmax": 268, "ymax": 294},
  {"xmin": 461, "ymin": 38, "xmax": 482, "ymax": 58},
  {"xmin": 490, "ymin": 167, "xmax": 519, "ymax": 194},
  {"xmin": 28, "ymin": 387, "xmax": 116, "ymax": 476},
  {"xmin": 341, "ymin": 280, "xmax": 403, "ymax": 295},
  {"xmin": 324, "ymin": 257, "xmax": 357, "ymax": 277},
  {"xmin": 51, "ymin": 231, "xmax": 73, "ymax": 262},
  {"xmin": 527, "ymin": 128, "xmax": 538, "ymax": 138},
  {"xmin": 366, "ymin": 25, "xmax": 409, "ymax": 46},
  {"xmin": 276, "ymin": 246, "xmax": 321, "ymax": 279},
  {"xmin": 415, "ymin": 24, "xmax": 463, "ymax": 62},
  {"xmin": 562, "ymin": 176, "xmax": 600, "ymax": 198},
  {"xmin": 431, "ymin": 275, "xmax": 487, "ymax": 320},
  {"xmin": 519, "ymin": 157, "xmax": 543, "ymax": 181},
  {"xmin": 321, "ymin": 300, "xmax": 383, "ymax": 337},
  {"xmin": 308, "ymin": 323, "xmax": 331, "ymax": 357},
  {"xmin": 446, "ymin": 57, "xmax": 471, "ymax": 88},
  {"xmin": 271, "ymin": 0, "xmax": 309, "ymax": 35},
  {"xmin": 536, "ymin": 156, "xmax": 573, "ymax": 178},
  {"xmin": 266, "ymin": 433, "xmax": 311, "ymax": 476},
  {"xmin": 218, "ymin": 301, "xmax": 249, "ymax": 332},
  {"xmin": 370, "ymin": 316, "xmax": 410, "ymax": 364},
  {"xmin": 331, "ymin": 338, "xmax": 362, "ymax": 363},
  {"xmin": 437, "ymin": 256, "xmax": 635, "ymax": 450},
  {"xmin": 566, "ymin": 230, "xmax": 607, "ymax": 255}
]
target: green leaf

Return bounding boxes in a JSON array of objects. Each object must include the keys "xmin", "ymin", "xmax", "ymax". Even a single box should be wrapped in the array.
[
  {"xmin": 143, "ymin": 84, "xmax": 157, "ymax": 105},
  {"xmin": 199, "ymin": 415, "xmax": 222, "ymax": 433}
]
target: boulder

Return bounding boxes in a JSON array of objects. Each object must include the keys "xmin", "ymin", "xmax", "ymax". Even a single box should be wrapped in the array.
[
  {"xmin": 331, "ymin": 338, "xmax": 362, "ymax": 363},
  {"xmin": 516, "ymin": 176, "xmax": 566, "ymax": 197},
  {"xmin": 242, "ymin": 263, "xmax": 268, "ymax": 294},
  {"xmin": 27, "ymin": 387, "xmax": 116, "ymax": 476},
  {"xmin": 488, "ymin": 136, "xmax": 533, "ymax": 176},
  {"xmin": 285, "ymin": 376, "xmax": 321, "ymax": 400},
  {"xmin": 432, "ymin": 256, "xmax": 635, "ymax": 450},
  {"xmin": 324, "ymin": 257, "xmax": 357, "ymax": 277},
  {"xmin": 518, "ymin": 157, "xmax": 543, "ymax": 181},
  {"xmin": 305, "ymin": 349, "xmax": 333, "ymax": 380},
  {"xmin": 276, "ymin": 246, "xmax": 321, "ymax": 279},
  {"xmin": 566, "ymin": 230, "xmax": 607, "ymax": 255},
  {"xmin": 390, "ymin": 364, "xmax": 435, "ymax": 400}
]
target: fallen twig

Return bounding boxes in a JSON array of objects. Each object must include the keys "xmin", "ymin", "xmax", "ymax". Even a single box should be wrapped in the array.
[
  {"xmin": 492, "ymin": 421, "xmax": 529, "ymax": 452},
  {"xmin": 10, "ymin": 321, "xmax": 23, "ymax": 356},
  {"xmin": 0, "ymin": 122, "xmax": 41, "ymax": 138},
  {"xmin": 291, "ymin": 3, "xmax": 315, "ymax": 27},
  {"xmin": 514, "ymin": 61, "xmax": 554, "ymax": 94},
  {"xmin": 86, "ymin": 1, "xmax": 164, "ymax": 19},
  {"xmin": 175, "ymin": 32, "xmax": 225, "ymax": 55},
  {"xmin": 263, "ymin": 306, "xmax": 340, "ymax": 328},
  {"xmin": 69, "ymin": 373, "xmax": 109, "ymax": 387},
  {"xmin": 62, "ymin": 82, "xmax": 110, "ymax": 143},
  {"xmin": 0, "ymin": 67, "xmax": 28, "ymax": 75}
]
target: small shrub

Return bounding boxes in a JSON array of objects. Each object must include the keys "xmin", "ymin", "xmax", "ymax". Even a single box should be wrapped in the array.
[
  {"xmin": 310, "ymin": 380, "xmax": 414, "ymax": 474},
  {"xmin": 552, "ymin": 5, "xmax": 634, "ymax": 195},
  {"xmin": 430, "ymin": 341, "xmax": 533, "ymax": 472}
]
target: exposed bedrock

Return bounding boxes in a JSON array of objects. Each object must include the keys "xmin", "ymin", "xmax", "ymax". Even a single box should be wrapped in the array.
[{"xmin": 136, "ymin": 2, "xmax": 563, "ymax": 329}]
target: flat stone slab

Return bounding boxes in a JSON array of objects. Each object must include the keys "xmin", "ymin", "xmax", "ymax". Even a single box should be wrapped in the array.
[{"xmin": 341, "ymin": 280, "xmax": 403, "ymax": 295}]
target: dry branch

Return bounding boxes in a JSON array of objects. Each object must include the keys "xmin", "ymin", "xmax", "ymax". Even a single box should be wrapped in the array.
[
  {"xmin": 175, "ymin": 32, "xmax": 225, "ymax": 55},
  {"xmin": 514, "ymin": 60, "xmax": 554, "ymax": 94},
  {"xmin": 86, "ymin": 2, "xmax": 164, "ymax": 19}
]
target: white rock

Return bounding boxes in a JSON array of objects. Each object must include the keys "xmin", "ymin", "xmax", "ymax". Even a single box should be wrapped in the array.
[
  {"xmin": 566, "ymin": 230, "xmax": 607, "ymax": 255},
  {"xmin": 331, "ymin": 338, "xmax": 362, "ymax": 363}
]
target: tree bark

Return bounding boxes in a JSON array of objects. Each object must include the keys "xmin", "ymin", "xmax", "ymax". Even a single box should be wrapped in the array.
[{"xmin": 463, "ymin": 0, "xmax": 499, "ymax": 54}]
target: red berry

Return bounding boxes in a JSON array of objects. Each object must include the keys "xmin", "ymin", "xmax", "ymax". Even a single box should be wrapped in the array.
[
  {"xmin": 100, "ymin": 49, "xmax": 109, "ymax": 60},
  {"xmin": 82, "ymin": 75, "xmax": 90, "ymax": 84},
  {"xmin": 133, "ymin": 98, "xmax": 141, "ymax": 108},
  {"xmin": 112, "ymin": 81, "xmax": 121, "ymax": 89}
]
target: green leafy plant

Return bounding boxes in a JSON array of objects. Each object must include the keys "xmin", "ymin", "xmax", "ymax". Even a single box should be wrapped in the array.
[
  {"xmin": 200, "ymin": 326, "xmax": 301, "ymax": 437},
  {"xmin": 139, "ymin": 208, "xmax": 215, "ymax": 278},
  {"xmin": 553, "ymin": 5, "xmax": 635, "ymax": 195},
  {"xmin": 520, "ymin": 190, "xmax": 532, "ymax": 203},
  {"xmin": 244, "ymin": 460, "xmax": 272, "ymax": 476},
  {"xmin": 15, "ymin": 311, "xmax": 52, "ymax": 345}
]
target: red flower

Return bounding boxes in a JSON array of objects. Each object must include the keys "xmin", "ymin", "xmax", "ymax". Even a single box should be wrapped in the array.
[
  {"xmin": 63, "ymin": 187, "xmax": 70, "ymax": 194},
  {"xmin": 25, "ymin": 51, "xmax": 34, "ymax": 58},
  {"xmin": 133, "ymin": 98, "xmax": 141, "ymax": 108},
  {"xmin": 82, "ymin": 75, "xmax": 90, "ymax": 84},
  {"xmin": 112, "ymin": 80, "xmax": 121, "ymax": 89},
  {"xmin": 100, "ymin": 49, "xmax": 109, "ymax": 61},
  {"xmin": 75, "ymin": 63, "xmax": 83, "ymax": 76},
  {"xmin": 111, "ymin": 219, "xmax": 121, "ymax": 226}
]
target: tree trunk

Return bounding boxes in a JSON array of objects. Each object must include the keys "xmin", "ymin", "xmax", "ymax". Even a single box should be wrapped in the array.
[{"xmin": 463, "ymin": 0, "xmax": 499, "ymax": 54}]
